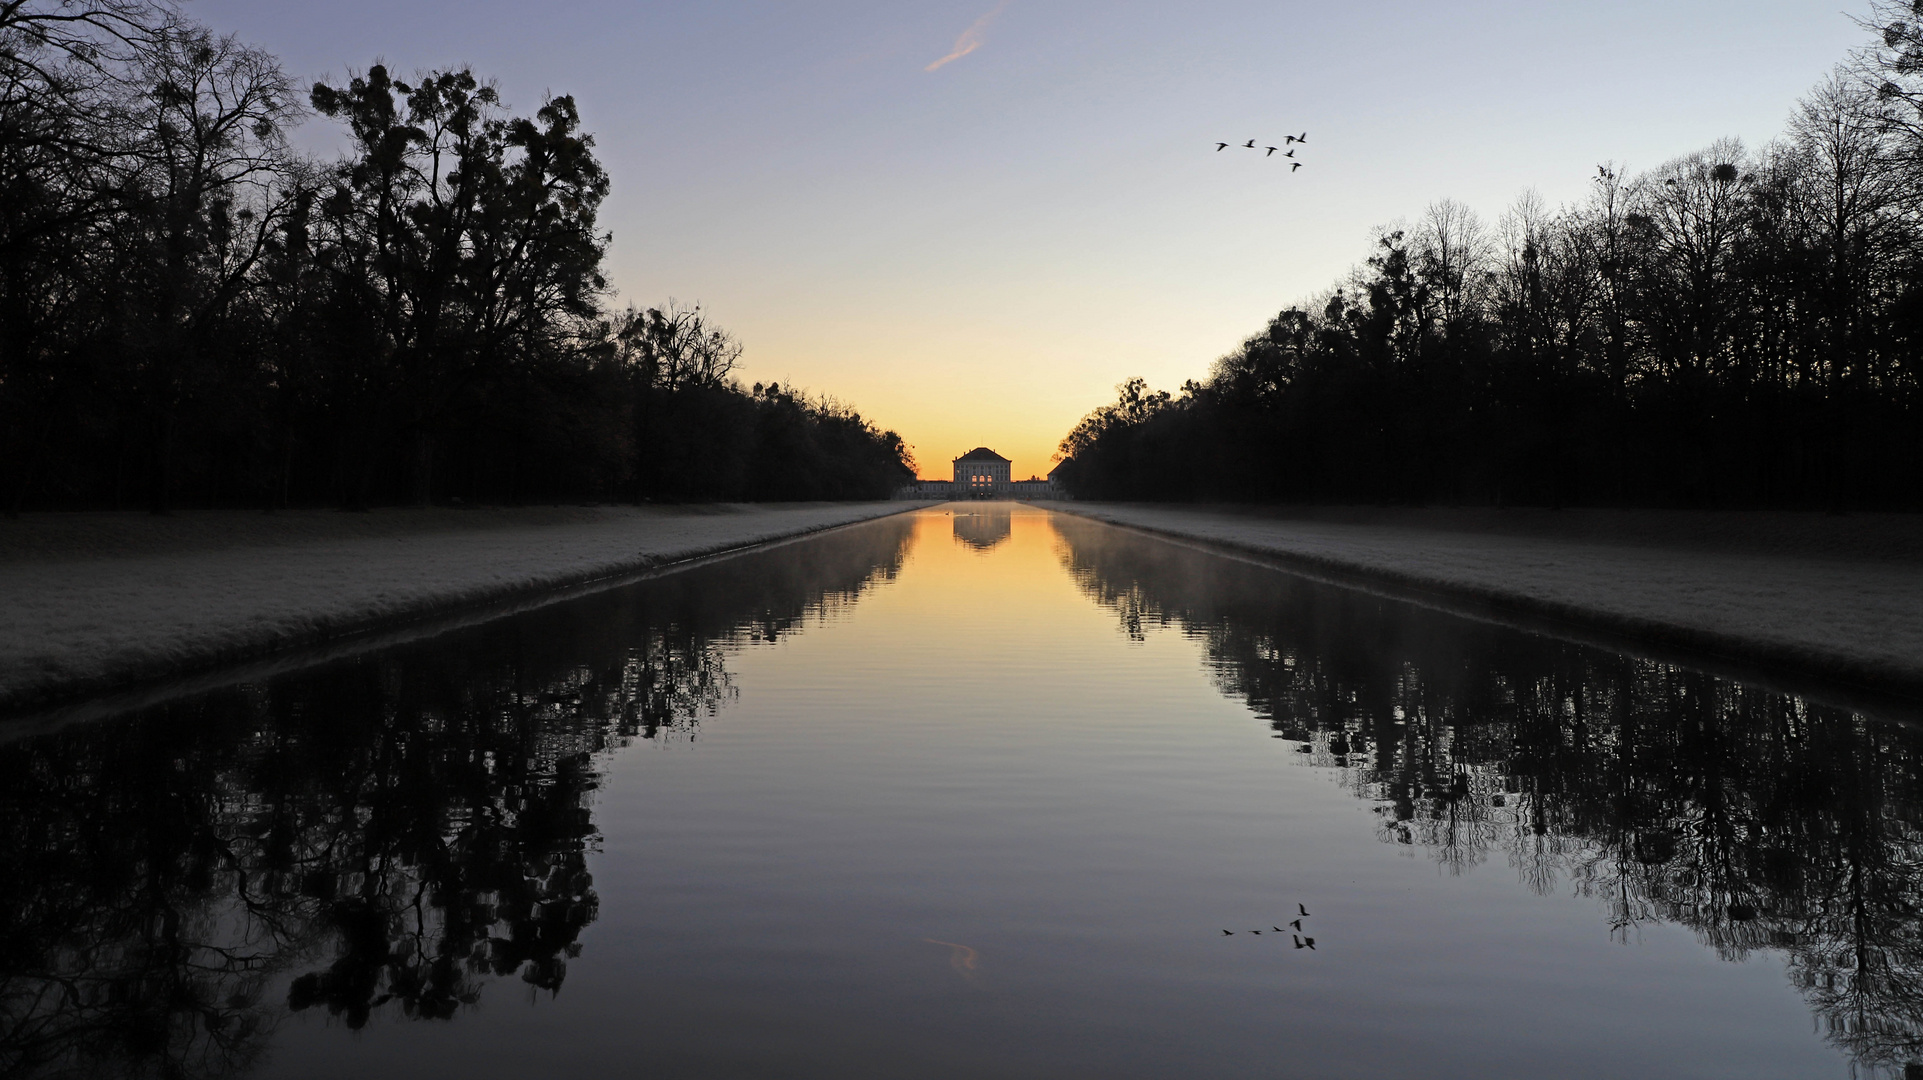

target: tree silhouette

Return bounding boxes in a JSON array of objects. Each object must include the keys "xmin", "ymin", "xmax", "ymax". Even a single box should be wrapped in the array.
[
  {"xmin": 1055, "ymin": 19, "xmax": 1923, "ymax": 509},
  {"xmin": 0, "ymin": 5, "xmax": 914, "ymax": 513}
]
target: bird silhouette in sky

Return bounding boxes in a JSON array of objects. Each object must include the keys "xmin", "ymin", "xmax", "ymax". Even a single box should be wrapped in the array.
[
  {"xmin": 1298, "ymin": 904, "xmax": 1311, "ymax": 917},
  {"xmin": 1251, "ymin": 929, "xmax": 1263, "ymax": 935},
  {"xmin": 1293, "ymin": 934, "xmax": 1316, "ymax": 950},
  {"xmin": 1221, "ymin": 929, "xmax": 1234, "ymax": 935},
  {"xmin": 1288, "ymin": 918, "xmax": 1302, "ymax": 931},
  {"xmin": 1212, "ymin": 134, "xmax": 1310, "ymax": 166}
]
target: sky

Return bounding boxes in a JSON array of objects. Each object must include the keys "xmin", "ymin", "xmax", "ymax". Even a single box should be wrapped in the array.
[{"xmin": 194, "ymin": 0, "xmax": 1870, "ymax": 480}]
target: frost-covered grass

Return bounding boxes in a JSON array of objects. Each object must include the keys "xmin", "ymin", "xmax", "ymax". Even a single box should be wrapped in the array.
[
  {"xmin": 1050, "ymin": 502, "xmax": 1923, "ymax": 696},
  {"xmin": 0, "ymin": 502, "xmax": 926, "ymax": 711}
]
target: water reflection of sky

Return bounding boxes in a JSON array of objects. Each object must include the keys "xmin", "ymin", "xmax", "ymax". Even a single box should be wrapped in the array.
[{"xmin": 3, "ymin": 506, "xmax": 1917, "ymax": 1079}]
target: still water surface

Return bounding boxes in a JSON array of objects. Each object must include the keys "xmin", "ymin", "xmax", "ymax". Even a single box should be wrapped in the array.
[{"xmin": 4, "ymin": 505, "xmax": 1921, "ymax": 1079}]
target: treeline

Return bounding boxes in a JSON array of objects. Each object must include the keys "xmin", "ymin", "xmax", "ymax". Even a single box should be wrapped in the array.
[
  {"xmin": 0, "ymin": 2, "xmax": 913, "ymax": 513},
  {"xmin": 1058, "ymin": 7, "xmax": 1923, "ymax": 508}
]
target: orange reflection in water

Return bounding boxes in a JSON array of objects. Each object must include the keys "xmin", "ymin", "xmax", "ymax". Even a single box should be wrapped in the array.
[
  {"xmin": 888, "ymin": 504, "xmax": 1085, "ymax": 619},
  {"xmin": 812, "ymin": 504, "xmax": 1155, "ymax": 721}
]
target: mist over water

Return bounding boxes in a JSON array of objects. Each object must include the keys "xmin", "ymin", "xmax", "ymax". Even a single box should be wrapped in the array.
[{"xmin": 3, "ymin": 506, "xmax": 1918, "ymax": 1079}]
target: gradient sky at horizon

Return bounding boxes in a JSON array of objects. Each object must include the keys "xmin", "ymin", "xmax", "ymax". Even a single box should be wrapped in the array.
[{"xmin": 196, "ymin": 1, "xmax": 1866, "ymax": 479}]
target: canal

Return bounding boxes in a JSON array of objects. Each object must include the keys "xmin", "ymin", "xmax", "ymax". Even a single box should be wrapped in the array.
[{"xmin": 2, "ymin": 504, "xmax": 1918, "ymax": 1079}]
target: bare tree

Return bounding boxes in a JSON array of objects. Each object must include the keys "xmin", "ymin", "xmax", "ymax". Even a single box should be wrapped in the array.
[
  {"xmin": 1415, "ymin": 197, "xmax": 1491, "ymax": 328},
  {"xmin": 116, "ymin": 25, "xmax": 299, "ymax": 512},
  {"xmin": 1854, "ymin": 0, "xmax": 1923, "ymax": 178},
  {"xmin": 0, "ymin": 1, "xmax": 184, "ymax": 513},
  {"xmin": 1637, "ymin": 138, "xmax": 1752, "ymax": 380},
  {"xmin": 1493, "ymin": 189, "xmax": 1555, "ymax": 360},
  {"xmin": 615, "ymin": 299, "xmax": 741, "ymax": 392},
  {"xmin": 1784, "ymin": 71, "xmax": 1905, "ymax": 389}
]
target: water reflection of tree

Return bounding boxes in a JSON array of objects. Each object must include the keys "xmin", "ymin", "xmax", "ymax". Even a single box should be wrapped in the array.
[
  {"xmin": 0, "ymin": 517, "xmax": 915, "ymax": 1079},
  {"xmin": 1053, "ymin": 516, "xmax": 1923, "ymax": 1078}
]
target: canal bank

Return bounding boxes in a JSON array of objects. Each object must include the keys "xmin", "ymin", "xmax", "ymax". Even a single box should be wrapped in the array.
[
  {"xmin": 0, "ymin": 501, "xmax": 931, "ymax": 718},
  {"xmin": 1047, "ymin": 501, "xmax": 1923, "ymax": 704}
]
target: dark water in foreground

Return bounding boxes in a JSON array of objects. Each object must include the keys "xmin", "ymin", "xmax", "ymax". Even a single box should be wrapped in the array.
[{"xmin": 4, "ymin": 505, "xmax": 1922, "ymax": 1079}]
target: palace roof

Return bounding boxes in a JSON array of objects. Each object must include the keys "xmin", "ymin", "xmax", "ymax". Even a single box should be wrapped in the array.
[{"xmin": 954, "ymin": 447, "xmax": 1010, "ymax": 462}]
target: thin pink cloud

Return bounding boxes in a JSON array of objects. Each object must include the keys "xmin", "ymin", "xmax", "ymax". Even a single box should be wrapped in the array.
[{"xmin": 925, "ymin": 0, "xmax": 1012, "ymax": 72}]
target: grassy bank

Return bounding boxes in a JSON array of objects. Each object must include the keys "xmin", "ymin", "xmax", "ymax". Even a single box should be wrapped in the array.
[
  {"xmin": 1047, "ymin": 502, "xmax": 1923, "ymax": 709},
  {"xmin": 0, "ymin": 502, "xmax": 930, "ymax": 718}
]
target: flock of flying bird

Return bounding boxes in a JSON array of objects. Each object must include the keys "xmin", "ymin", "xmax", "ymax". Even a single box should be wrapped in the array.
[
  {"xmin": 1222, "ymin": 903, "xmax": 1317, "ymax": 949},
  {"xmin": 1216, "ymin": 133, "xmax": 1309, "ymax": 171}
]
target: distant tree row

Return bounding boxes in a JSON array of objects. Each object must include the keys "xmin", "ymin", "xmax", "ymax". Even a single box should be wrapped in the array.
[
  {"xmin": 1058, "ymin": 7, "xmax": 1923, "ymax": 508},
  {"xmin": 0, "ymin": 1, "xmax": 914, "ymax": 513}
]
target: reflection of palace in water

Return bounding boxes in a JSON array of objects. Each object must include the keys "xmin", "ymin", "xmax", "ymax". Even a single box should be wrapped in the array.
[{"xmin": 951, "ymin": 506, "xmax": 1013, "ymax": 551}]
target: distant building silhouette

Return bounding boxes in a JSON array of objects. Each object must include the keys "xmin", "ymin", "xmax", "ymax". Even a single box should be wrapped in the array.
[{"xmin": 896, "ymin": 447, "xmax": 1064, "ymax": 500}]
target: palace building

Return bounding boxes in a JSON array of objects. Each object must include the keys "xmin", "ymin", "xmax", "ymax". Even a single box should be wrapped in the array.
[
  {"xmin": 953, "ymin": 447, "xmax": 1012, "ymax": 493},
  {"xmin": 895, "ymin": 447, "xmax": 1064, "ymax": 500}
]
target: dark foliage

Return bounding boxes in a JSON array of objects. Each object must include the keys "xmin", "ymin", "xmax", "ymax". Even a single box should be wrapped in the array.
[
  {"xmin": 0, "ymin": 2, "xmax": 912, "ymax": 513},
  {"xmin": 1057, "ymin": 23, "xmax": 1923, "ymax": 509}
]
